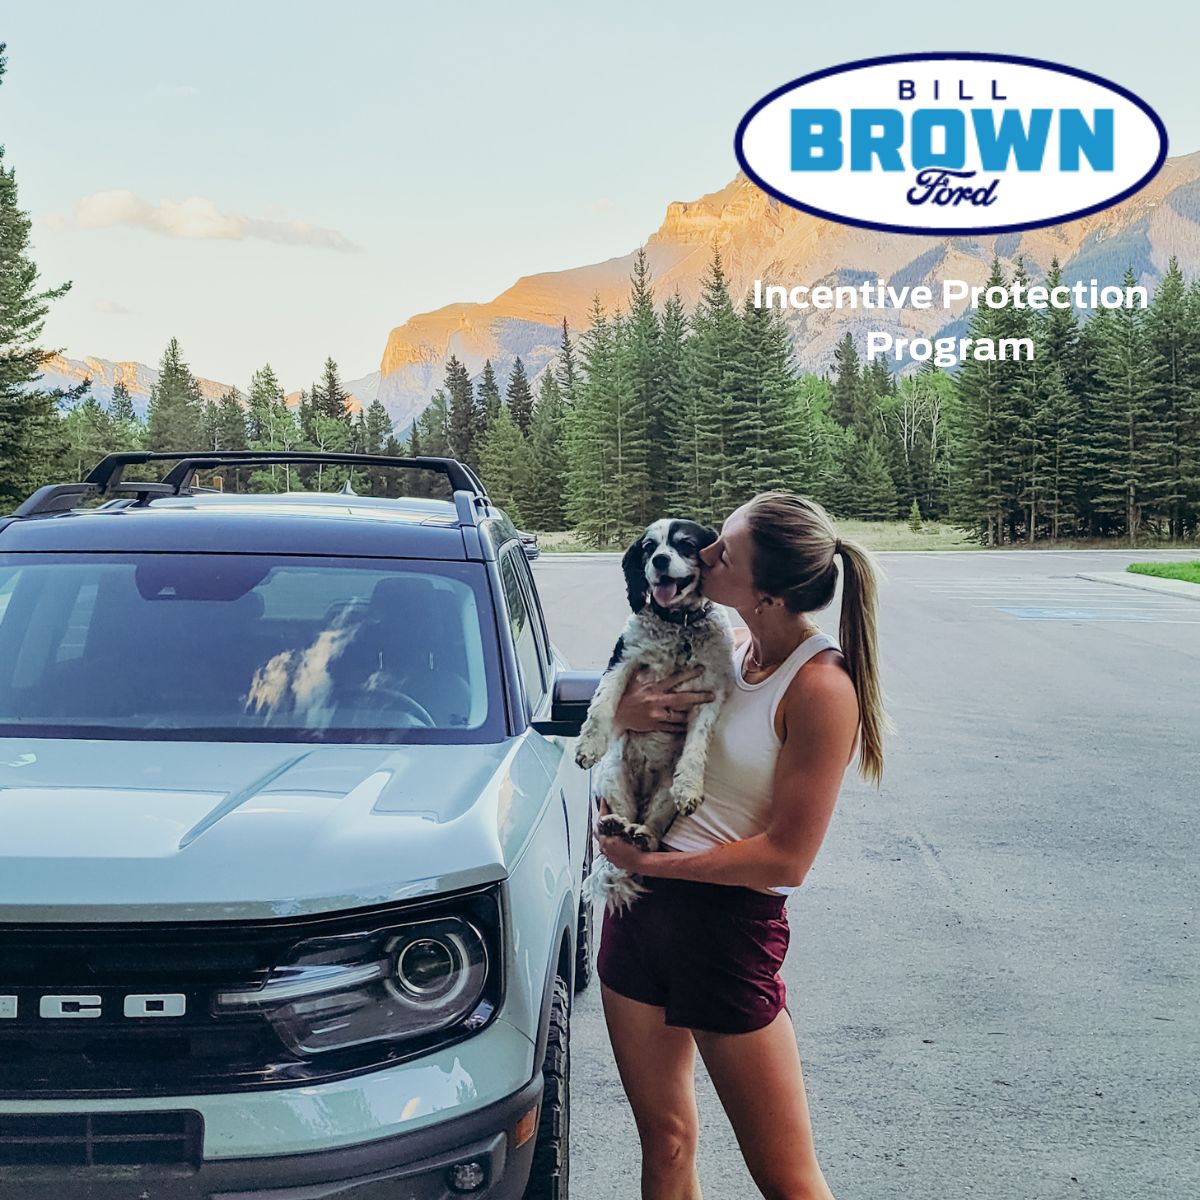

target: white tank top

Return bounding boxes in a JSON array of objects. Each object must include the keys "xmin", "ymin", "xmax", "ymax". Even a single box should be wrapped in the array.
[{"xmin": 662, "ymin": 628, "xmax": 845, "ymax": 896}]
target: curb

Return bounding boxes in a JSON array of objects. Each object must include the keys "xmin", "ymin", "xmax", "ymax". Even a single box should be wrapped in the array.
[{"xmin": 1076, "ymin": 572, "xmax": 1200, "ymax": 602}]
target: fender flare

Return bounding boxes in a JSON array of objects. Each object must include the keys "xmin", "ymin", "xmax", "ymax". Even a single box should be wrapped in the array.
[{"xmin": 532, "ymin": 890, "xmax": 577, "ymax": 1070}]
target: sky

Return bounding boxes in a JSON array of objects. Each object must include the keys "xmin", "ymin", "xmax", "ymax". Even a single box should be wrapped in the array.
[{"xmin": 4, "ymin": 0, "xmax": 1197, "ymax": 391}]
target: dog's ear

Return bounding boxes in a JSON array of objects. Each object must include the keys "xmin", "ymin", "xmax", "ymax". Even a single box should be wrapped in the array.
[
  {"xmin": 621, "ymin": 537, "xmax": 648, "ymax": 613},
  {"xmin": 694, "ymin": 524, "xmax": 719, "ymax": 551}
]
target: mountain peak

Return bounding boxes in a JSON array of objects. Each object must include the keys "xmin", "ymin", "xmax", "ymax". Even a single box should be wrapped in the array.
[{"xmin": 374, "ymin": 152, "xmax": 1200, "ymax": 426}]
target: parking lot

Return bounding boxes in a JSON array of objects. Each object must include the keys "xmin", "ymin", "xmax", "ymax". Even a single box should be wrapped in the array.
[{"xmin": 534, "ymin": 548, "xmax": 1200, "ymax": 1200}]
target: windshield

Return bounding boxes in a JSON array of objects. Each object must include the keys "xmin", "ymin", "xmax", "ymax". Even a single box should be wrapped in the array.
[{"xmin": 0, "ymin": 554, "xmax": 504, "ymax": 744}]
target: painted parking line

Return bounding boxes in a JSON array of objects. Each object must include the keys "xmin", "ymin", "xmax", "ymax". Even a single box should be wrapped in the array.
[
  {"xmin": 905, "ymin": 574, "xmax": 1200, "ymax": 623},
  {"xmin": 995, "ymin": 608, "xmax": 1178, "ymax": 621}
]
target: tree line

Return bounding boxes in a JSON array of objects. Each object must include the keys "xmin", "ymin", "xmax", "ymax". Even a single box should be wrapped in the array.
[{"xmin": 414, "ymin": 245, "xmax": 1200, "ymax": 547}]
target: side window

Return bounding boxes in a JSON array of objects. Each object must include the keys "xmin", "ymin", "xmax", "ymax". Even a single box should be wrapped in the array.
[
  {"xmin": 513, "ymin": 549, "xmax": 552, "ymax": 677},
  {"xmin": 499, "ymin": 551, "xmax": 546, "ymax": 709}
]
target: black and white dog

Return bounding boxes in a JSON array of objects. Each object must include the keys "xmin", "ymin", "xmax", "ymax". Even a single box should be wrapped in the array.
[{"xmin": 577, "ymin": 519, "xmax": 734, "ymax": 911}]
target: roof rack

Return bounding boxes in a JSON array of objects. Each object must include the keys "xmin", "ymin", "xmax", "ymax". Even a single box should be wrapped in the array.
[
  {"xmin": 7, "ymin": 452, "xmax": 493, "ymax": 522},
  {"xmin": 8, "ymin": 479, "xmax": 178, "ymax": 518}
]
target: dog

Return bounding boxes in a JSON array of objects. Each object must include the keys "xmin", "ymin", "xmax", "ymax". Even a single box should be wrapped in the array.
[{"xmin": 576, "ymin": 519, "xmax": 734, "ymax": 911}]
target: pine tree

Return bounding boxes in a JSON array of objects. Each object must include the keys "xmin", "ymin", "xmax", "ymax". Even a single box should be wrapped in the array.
[
  {"xmin": 298, "ymin": 385, "xmax": 317, "ymax": 442},
  {"xmin": 1033, "ymin": 259, "xmax": 1085, "ymax": 539},
  {"xmin": 506, "ymin": 357, "xmax": 534, "ymax": 437},
  {"xmin": 247, "ymin": 365, "xmax": 285, "ymax": 442},
  {"xmin": 1144, "ymin": 257, "xmax": 1197, "ymax": 538},
  {"xmin": 444, "ymin": 355, "xmax": 483, "ymax": 469},
  {"xmin": 0, "ymin": 42, "xmax": 73, "ymax": 510},
  {"xmin": 361, "ymin": 399, "xmax": 395, "ymax": 495},
  {"xmin": 857, "ymin": 436, "xmax": 899, "ymax": 520},
  {"xmin": 1071, "ymin": 307, "xmax": 1112, "ymax": 536},
  {"xmin": 200, "ymin": 398, "xmax": 221, "ymax": 451},
  {"xmin": 952, "ymin": 259, "xmax": 1015, "ymax": 544},
  {"xmin": 1034, "ymin": 364, "xmax": 1080, "ymax": 540},
  {"xmin": 476, "ymin": 360, "xmax": 502, "ymax": 431},
  {"xmin": 106, "ymin": 379, "xmax": 144, "ymax": 452},
  {"xmin": 526, "ymin": 372, "xmax": 568, "ymax": 529},
  {"xmin": 620, "ymin": 248, "xmax": 660, "ymax": 523},
  {"xmin": 479, "ymin": 405, "xmax": 531, "ymax": 527},
  {"xmin": 1093, "ymin": 268, "xmax": 1156, "ymax": 542},
  {"xmin": 566, "ymin": 297, "xmax": 624, "ymax": 544},
  {"xmin": 313, "ymin": 357, "xmax": 351, "ymax": 422},
  {"xmin": 830, "ymin": 333, "xmax": 864, "ymax": 429},
  {"xmin": 211, "ymin": 389, "xmax": 246, "ymax": 490},
  {"xmin": 217, "ymin": 390, "xmax": 247, "ymax": 450},
  {"xmin": 245, "ymin": 364, "xmax": 298, "ymax": 491},
  {"xmin": 557, "ymin": 318, "xmax": 579, "ymax": 404},
  {"xmin": 687, "ymin": 246, "xmax": 748, "ymax": 523},
  {"xmin": 662, "ymin": 292, "xmax": 701, "ymax": 515},
  {"xmin": 1182, "ymin": 280, "xmax": 1200, "ymax": 537},
  {"xmin": 61, "ymin": 383, "xmax": 115, "ymax": 480},
  {"xmin": 1001, "ymin": 258, "xmax": 1042, "ymax": 540},
  {"xmin": 108, "ymin": 379, "xmax": 136, "ymax": 424},
  {"xmin": 418, "ymin": 389, "xmax": 451, "ymax": 457},
  {"xmin": 738, "ymin": 298, "xmax": 807, "ymax": 500},
  {"xmin": 147, "ymin": 338, "xmax": 205, "ymax": 453},
  {"xmin": 364, "ymin": 399, "xmax": 392, "ymax": 453},
  {"xmin": 791, "ymin": 373, "xmax": 842, "ymax": 513},
  {"xmin": 410, "ymin": 389, "xmax": 451, "ymax": 497}
]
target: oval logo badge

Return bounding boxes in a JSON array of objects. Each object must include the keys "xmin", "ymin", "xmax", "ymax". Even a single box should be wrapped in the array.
[{"xmin": 735, "ymin": 53, "xmax": 1168, "ymax": 235}]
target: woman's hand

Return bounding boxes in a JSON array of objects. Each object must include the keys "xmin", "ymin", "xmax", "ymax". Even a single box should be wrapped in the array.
[
  {"xmin": 593, "ymin": 798, "xmax": 652, "ymax": 873},
  {"xmin": 615, "ymin": 667, "xmax": 715, "ymax": 735}
]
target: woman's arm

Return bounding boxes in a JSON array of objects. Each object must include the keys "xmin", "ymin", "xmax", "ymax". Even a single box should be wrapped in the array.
[{"xmin": 597, "ymin": 661, "xmax": 859, "ymax": 890}]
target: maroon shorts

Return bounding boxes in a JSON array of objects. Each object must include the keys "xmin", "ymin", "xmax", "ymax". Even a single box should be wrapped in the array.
[{"xmin": 596, "ymin": 872, "xmax": 791, "ymax": 1035}]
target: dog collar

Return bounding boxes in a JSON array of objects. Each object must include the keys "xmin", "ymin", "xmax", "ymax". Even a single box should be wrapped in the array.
[{"xmin": 648, "ymin": 599, "xmax": 713, "ymax": 627}]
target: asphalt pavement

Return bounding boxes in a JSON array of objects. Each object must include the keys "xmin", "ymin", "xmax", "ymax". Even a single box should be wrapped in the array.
[{"xmin": 533, "ymin": 548, "xmax": 1200, "ymax": 1200}]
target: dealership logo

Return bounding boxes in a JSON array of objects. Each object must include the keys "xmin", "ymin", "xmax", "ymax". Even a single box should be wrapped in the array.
[{"xmin": 734, "ymin": 53, "xmax": 1168, "ymax": 235}]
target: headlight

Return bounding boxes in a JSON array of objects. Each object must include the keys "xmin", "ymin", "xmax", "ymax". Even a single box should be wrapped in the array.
[{"xmin": 213, "ymin": 913, "xmax": 493, "ymax": 1056}]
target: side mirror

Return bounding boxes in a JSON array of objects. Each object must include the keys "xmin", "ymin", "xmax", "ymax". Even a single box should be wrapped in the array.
[{"xmin": 531, "ymin": 670, "xmax": 602, "ymax": 737}]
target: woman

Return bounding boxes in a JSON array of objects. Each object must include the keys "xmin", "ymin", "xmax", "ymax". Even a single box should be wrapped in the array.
[{"xmin": 594, "ymin": 491, "xmax": 890, "ymax": 1200}]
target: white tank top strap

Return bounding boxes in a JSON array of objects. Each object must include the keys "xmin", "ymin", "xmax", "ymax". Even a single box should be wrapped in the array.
[{"xmin": 734, "ymin": 631, "xmax": 841, "ymax": 744}]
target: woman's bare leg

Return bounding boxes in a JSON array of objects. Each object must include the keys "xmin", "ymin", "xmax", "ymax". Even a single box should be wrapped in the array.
[
  {"xmin": 692, "ymin": 1010, "xmax": 836, "ymax": 1200},
  {"xmin": 601, "ymin": 983, "xmax": 704, "ymax": 1200}
]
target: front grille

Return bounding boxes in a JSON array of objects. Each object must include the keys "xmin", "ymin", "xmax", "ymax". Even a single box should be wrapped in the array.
[
  {"xmin": 0, "ymin": 1111, "xmax": 202, "ymax": 1169},
  {"xmin": 0, "ymin": 889, "xmax": 501, "ymax": 1098}
]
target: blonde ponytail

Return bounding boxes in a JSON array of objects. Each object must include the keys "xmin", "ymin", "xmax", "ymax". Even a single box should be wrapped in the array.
[{"xmin": 745, "ymin": 492, "xmax": 893, "ymax": 787}]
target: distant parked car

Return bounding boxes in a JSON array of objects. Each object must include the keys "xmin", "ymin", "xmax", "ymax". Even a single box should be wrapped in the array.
[{"xmin": 519, "ymin": 530, "xmax": 540, "ymax": 561}]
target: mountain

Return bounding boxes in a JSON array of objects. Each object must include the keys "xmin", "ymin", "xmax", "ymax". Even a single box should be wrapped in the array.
[
  {"xmin": 35, "ymin": 355, "xmax": 237, "ymax": 415},
  {"xmin": 376, "ymin": 151, "xmax": 1200, "ymax": 422},
  {"xmin": 35, "ymin": 355, "xmax": 377, "ymax": 419}
]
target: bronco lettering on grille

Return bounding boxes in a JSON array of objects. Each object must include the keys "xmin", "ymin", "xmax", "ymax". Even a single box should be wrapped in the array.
[{"xmin": 0, "ymin": 994, "xmax": 187, "ymax": 1018}]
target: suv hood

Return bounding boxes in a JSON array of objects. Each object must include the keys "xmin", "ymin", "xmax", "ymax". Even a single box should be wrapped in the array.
[{"xmin": 0, "ymin": 737, "xmax": 554, "ymax": 921}]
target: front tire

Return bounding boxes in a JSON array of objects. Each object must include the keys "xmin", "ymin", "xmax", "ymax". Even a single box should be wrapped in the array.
[{"xmin": 523, "ymin": 975, "xmax": 570, "ymax": 1199}]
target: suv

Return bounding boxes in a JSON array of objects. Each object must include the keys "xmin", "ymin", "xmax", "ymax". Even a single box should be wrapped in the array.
[{"xmin": 0, "ymin": 451, "xmax": 600, "ymax": 1200}]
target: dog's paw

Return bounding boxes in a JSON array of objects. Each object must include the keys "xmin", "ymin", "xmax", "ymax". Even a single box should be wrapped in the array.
[
  {"xmin": 671, "ymin": 778, "xmax": 703, "ymax": 816},
  {"xmin": 627, "ymin": 824, "xmax": 659, "ymax": 852},
  {"xmin": 596, "ymin": 813, "xmax": 631, "ymax": 839},
  {"xmin": 574, "ymin": 729, "xmax": 607, "ymax": 769}
]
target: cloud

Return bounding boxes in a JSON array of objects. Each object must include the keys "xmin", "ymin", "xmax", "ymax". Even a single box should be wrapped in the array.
[
  {"xmin": 61, "ymin": 190, "xmax": 361, "ymax": 253},
  {"xmin": 95, "ymin": 298, "xmax": 134, "ymax": 316}
]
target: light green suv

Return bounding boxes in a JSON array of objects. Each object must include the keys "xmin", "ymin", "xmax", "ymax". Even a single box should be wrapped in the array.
[{"xmin": 0, "ymin": 452, "xmax": 600, "ymax": 1200}]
